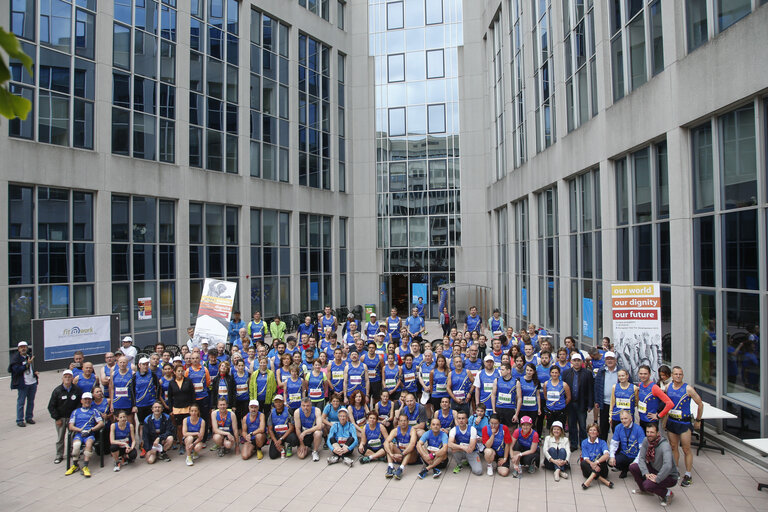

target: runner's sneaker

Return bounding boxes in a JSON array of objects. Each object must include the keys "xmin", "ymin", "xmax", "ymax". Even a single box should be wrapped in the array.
[
  {"xmin": 65, "ymin": 464, "xmax": 79, "ymax": 476},
  {"xmin": 680, "ymin": 475, "xmax": 692, "ymax": 487},
  {"xmin": 186, "ymin": 455, "xmax": 194, "ymax": 466},
  {"xmin": 217, "ymin": 447, "xmax": 224, "ymax": 457},
  {"xmin": 360, "ymin": 455, "xmax": 371, "ymax": 464},
  {"xmin": 81, "ymin": 466, "xmax": 91, "ymax": 478},
  {"xmin": 285, "ymin": 445, "xmax": 293, "ymax": 457},
  {"xmin": 486, "ymin": 465, "xmax": 494, "ymax": 476},
  {"xmin": 661, "ymin": 491, "xmax": 674, "ymax": 506},
  {"xmin": 192, "ymin": 452, "xmax": 200, "ymax": 460},
  {"xmin": 554, "ymin": 469, "xmax": 560, "ymax": 481},
  {"xmin": 560, "ymin": 470, "xmax": 569, "ymax": 479},
  {"xmin": 418, "ymin": 467, "xmax": 429, "ymax": 479},
  {"xmin": 385, "ymin": 466, "xmax": 395, "ymax": 479},
  {"xmin": 160, "ymin": 452, "xmax": 171, "ymax": 462},
  {"xmin": 528, "ymin": 464, "xmax": 536, "ymax": 474},
  {"xmin": 432, "ymin": 468, "xmax": 442, "ymax": 479},
  {"xmin": 393, "ymin": 467, "xmax": 403, "ymax": 480},
  {"xmin": 113, "ymin": 461, "xmax": 121, "ymax": 472},
  {"xmin": 312, "ymin": 451, "xmax": 320, "ymax": 462},
  {"xmin": 453, "ymin": 464, "xmax": 463, "ymax": 474},
  {"xmin": 209, "ymin": 444, "xmax": 219, "ymax": 451},
  {"xmin": 342, "ymin": 456, "xmax": 354, "ymax": 467},
  {"xmin": 327, "ymin": 455, "xmax": 340, "ymax": 465}
]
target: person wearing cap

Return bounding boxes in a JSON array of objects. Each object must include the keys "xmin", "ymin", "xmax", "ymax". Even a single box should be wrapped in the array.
[
  {"xmin": 241, "ymin": 399, "xmax": 266, "ymax": 460},
  {"xmin": 48, "ymin": 370, "xmax": 83, "ymax": 464},
  {"xmin": 9, "ymin": 340, "xmax": 38, "ymax": 427},
  {"xmin": 363, "ymin": 313, "xmax": 380, "ymax": 341},
  {"xmin": 594, "ymin": 350, "xmax": 623, "ymax": 440},
  {"xmin": 542, "ymin": 420, "xmax": 571, "ymax": 481},
  {"xmin": 562, "ymin": 351, "xmax": 594, "ymax": 452},
  {"xmin": 327, "ymin": 407, "xmax": 359, "ymax": 466},
  {"xmin": 120, "ymin": 336, "xmax": 137, "ymax": 366},
  {"xmin": 64, "ymin": 392, "xmax": 104, "ymax": 477},
  {"xmin": 143, "ymin": 401, "xmax": 175, "ymax": 463},
  {"xmin": 510, "ymin": 415, "xmax": 540, "ymax": 477},
  {"xmin": 268, "ymin": 395, "xmax": 298, "ymax": 459},
  {"xmin": 473, "ymin": 354, "xmax": 500, "ymax": 411}
]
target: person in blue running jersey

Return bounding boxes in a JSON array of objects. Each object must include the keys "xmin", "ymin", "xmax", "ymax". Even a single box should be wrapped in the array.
[
  {"xmin": 608, "ymin": 410, "xmax": 645, "ymax": 478},
  {"xmin": 447, "ymin": 356, "xmax": 472, "ymax": 414},
  {"xmin": 109, "ymin": 409, "xmax": 137, "ymax": 471},
  {"xmin": 247, "ymin": 311, "xmax": 266, "ymax": 346},
  {"xmin": 664, "ymin": 366, "xmax": 703, "ymax": 488},
  {"xmin": 580, "ymin": 423, "xmax": 612, "ymax": 489},
  {"xmin": 429, "ymin": 354, "xmax": 451, "ymax": 414},
  {"xmin": 240, "ymin": 400, "xmax": 266, "ymax": 461},
  {"xmin": 434, "ymin": 396, "xmax": 457, "ymax": 434},
  {"xmin": 321, "ymin": 306, "xmax": 338, "ymax": 337},
  {"xmin": 609, "ymin": 369, "xmax": 639, "ymax": 430},
  {"xmin": 73, "ymin": 362, "xmax": 97, "ymax": 394},
  {"xmin": 283, "ymin": 364, "xmax": 305, "ymax": 414},
  {"xmin": 294, "ymin": 398, "xmax": 324, "ymax": 461},
  {"xmin": 488, "ymin": 309, "xmax": 504, "ymax": 336},
  {"xmin": 210, "ymin": 397, "xmax": 239, "ymax": 457},
  {"xmin": 109, "ymin": 355, "xmax": 134, "ymax": 423},
  {"xmin": 364, "ymin": 313, "xmax": 380, "ymax": 341},
  {"xmin": 344, "ymin": 350, "xmax": 369, "ymax": 401},
  {"xmin": 322, "ymin": 393, "xmax": 345, "ymax": 437},
  {"xmin": 327, "ymin": 408, "xmax": 358, "ymax": 467},
  {"xmin": 464, "ymin": 306, "xmax": 483, "ymax": 334},
  {"xmin": 297, "ymin": 316, "xmax": 315, "ymax": 343},
  {"xmin": 182, "ymin": 404, "xmax": 206, "ymax": 466},
  {"xmin": 384, "ymin": 414, "xmax": 418, "ymax": 479},
  {"xmin": 510, "ymin": 416, "xmax": 540, "ymax": 477},
  {"xmin": 65, "ymin": 392, "xmax": 104, "ymax": 477},
  {"xmin": 492, "ymin": 363, "xmax": 522, "ymax": 428},
  {"xmin": 473, "ymin": 355, "xmax": 499, "ymax": 410},
  {"xmin": 542, "ymin": 366, "xmax": 571, "ymax": 428},
  {"xmin": 268, "ymin": 395, "xmax": 298, "ymax": 459},
  {"xmin": 359, "ymin": 410, "xmax": 388, "ymax": 463},
  {"xmin": 448, "ymin": 410, "xmax": 483, "ymax": 475},
  {"xmin": 363, "ymin": 342, "xmax": 384, "ymax": 401},
  {"xmin": 482, "ymin": 414, "xmax": 512, "ymax": 477},
  {"xmin": 416, "ymin": 418, "xmax": 449, "ymax": 479},
  {"xmin": 469, "ymin": 403, "xmax": 489, "ymax": 432}
]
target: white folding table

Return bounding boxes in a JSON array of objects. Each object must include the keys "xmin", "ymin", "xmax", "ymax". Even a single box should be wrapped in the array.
[
  {"xmin": 688, "ymin": 401, "xmax": 737, "ymax": 455},
  {"xmin": 743, "ymin": 438, "xmax": 768, "ymax": 491}
]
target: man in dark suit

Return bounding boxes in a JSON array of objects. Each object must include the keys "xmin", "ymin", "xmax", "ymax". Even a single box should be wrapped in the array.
[
  {"xmin": 563, "ymin": 352, "xmax": 594, "ymax": 451},
  {"xmin": 8, "ymin": 341, "xmax": 38, "ymax": 427}
]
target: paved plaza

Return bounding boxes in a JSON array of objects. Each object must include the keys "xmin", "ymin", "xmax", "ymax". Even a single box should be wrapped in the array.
[{"xmin": 1, "ymin": 370, "xmax": 767, "ymax": 512}]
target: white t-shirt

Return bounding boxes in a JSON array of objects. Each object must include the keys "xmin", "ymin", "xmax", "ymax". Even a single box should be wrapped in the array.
[{"xmin": 120, "ymin": 345, "xmax": 137, "ymax": 364}]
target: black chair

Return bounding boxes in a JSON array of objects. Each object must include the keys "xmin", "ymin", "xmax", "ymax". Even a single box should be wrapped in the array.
[
  {"xmin": 66, "ymin": 426, "xmax": 106, "ymax": 469},
  {"xmin": 141, "ymin": 345, "xmax": 157, "ymax": 354},
  {"xmin": 166, "ymin": 345, "xmax": 181, "ymax": 357}
]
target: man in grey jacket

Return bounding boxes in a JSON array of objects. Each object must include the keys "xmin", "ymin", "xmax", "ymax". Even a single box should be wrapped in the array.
[{"xmin": 629, "ymin": 423, "xmax": 678, "ymax": 506}]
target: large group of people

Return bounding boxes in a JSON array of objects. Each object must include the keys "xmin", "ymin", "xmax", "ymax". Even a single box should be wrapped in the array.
[{"xmin": 9, "ymin": 305, "xmax": 707, "ymax": 507}]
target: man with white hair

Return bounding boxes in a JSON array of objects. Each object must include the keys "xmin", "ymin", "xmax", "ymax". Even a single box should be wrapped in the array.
[
  {"xmin": 64, "ymin": 392, "xmax": 103, "ymax": 477},
  {"xmin": 9, "ymin": 340, "xmax": 38, "ymax": 427},
  {"xmin": 48, "ymin": 370, "xmax": 83, "ymax": 464}
]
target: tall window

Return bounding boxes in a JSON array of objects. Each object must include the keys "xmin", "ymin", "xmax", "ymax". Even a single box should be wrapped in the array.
[
  {"xmin": 491, "ymin": 16, "xmax": 506, "ymax": 180},
  {"xmin": 298, "ymin": 34, "xmax": 332, "ymax": 189},
  {"xmin": 508, "ymin": 0, "xmax": 526, "ymax": 167},
  {"xmin": 337, "ymin": 0, "xmax": 346, "ymax": 30},
  {"xmin": 112, "ymin": 195, "xmax": 176, "ymax": 344},
  {"xmin": 568, "ymin": 169, "xmax": 602, "ymax": 349},
  {"xmin": 250, "ymin": 209, "xmax": 290, "ymax": 318},
  {"xmin": 8, "ymin": 0, "xmax": 96, "ymax": 148},
  {"xmin": 8, "ymin": 185, "xmax": 95, "ymax": 347},
  {"xmin": 686, "ymin": 0, "xmax": 758, "ymax": 53},
  {"xmin": 610, "ymin": 0, "xmax": 664, "ymax": 102},
  {"xmin": 249, "ymin": 9, "xmax": 289, "ymax": 182},
  {"xmin": 299, "ymin": 0, "xmax": 329, "ymax": 21},
  {"xmin": 615, "ymin": 140, "xmax": 671, "ymax": 362},
  {"xmin": 691, "ymin": 100, "xmax": 763, "ymax": 410},
  {"xmin": 299, "ymin": 214, "xmax": 332, "ymax": 312},
  {"xmin": 532, "ymin": 0, "xmax": 555, "ymax": 151},
  {"xmin": 497, "ymin": 207, "xmax": 509, "ymax": 320},
  {"xmin": 189, "ymin": 0, "xmax": 240, "ymax": 172},
  {"xmin": 339, "ymin": 217, "xmax": 348, "ymax": 307},
  {"xmin": 536, "ymin": 187, "xmax": 559, "ymax": 334},
  {"xmin": 112, "ymin": 0, "xmax": 177, "ymax": 162},
  {"xmin": 338, "ymin": 53, "xmax": 347, "ymax": 191},
  {"xmin": 513, "ymin": 198, "xmax": 529, "ymax": 326},
  {"xmin": 189, "ymin": 203, "xmax": 239, "ymax": 322},
  {"xmin": 563, "ymin": 0, "xmax": 598, "ymax": 132}
]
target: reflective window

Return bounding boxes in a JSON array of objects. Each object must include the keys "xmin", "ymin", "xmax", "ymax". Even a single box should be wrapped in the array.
[
  {"xmin": 611, "ymin": 0, "xmax": 663, "ymax": 102},
  {"xmin": 298, "ymin": 33, "xmax": 332, "ymax": 189},
  {"xmin": 508, "ymin": 0, "xmax": 526, "ymax": 167},
  {"xmin": 686, "ymin": 0, "xmax": 758, "ymax": 53},
  {"xmin": 563, "ymin": 0, "xmax": 598, "ymax": 132},
  {"xmin": 299, "ymin": 213, "xmax": 333, "ymax": 311},
  {"xmin": 251, "ymin": 208, "xmax": 290, "ymax": 317},
  {"xmin": 388, "ymin": 54, "xmax": 405, "ymax": 82},
  {"xmin": 299, "ymin": 0, "xmax": 329, "ymax": 21},
  {"xmin": 490, "ymin": 18, "xmax": 505, "ymax": 180},
  {"xmin": 387, "ymin": 1, "xmax": 404, "ymax": 30},
  {"xmin": 532, "ymin": 0, "xmax": 555, "ymax": 151},
  {"xmin": 425, "ymin": 0, "xmax": 443, "ymax": 25}
]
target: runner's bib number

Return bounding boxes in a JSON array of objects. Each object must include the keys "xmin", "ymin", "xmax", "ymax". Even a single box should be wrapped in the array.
[
  {"xmin": 435, "ymin": 383, "xmax": 447, "ymax": 394},
  {"xmin": 547, "ymin": 390, "xmax": 560, "ymax": 402},
  {"xmin": 385, "ymin": 378, "xmax": 397, "ymax": 389},
  {"xmin": 483, "ymin": 382, "xmax": 494, "ymax": 393},
  {"xmin": 638, "ymin": 401, "xmax": 647, "ymax": 414},
  {"xmin": 498, "ymin": 392, "xmax": 512, "ymax": 405},
  {"xmin": 274, "ymin": 424, "xmax": 289, "ymax": 434},
  {"xmin": 669, "ymin": 409, "xmax": 682, "ymax": 420},
  {"xmin": 236, "ymin": 384, "xmax": 248, "ymax": 394},
  {"xmin": 309, "ymin": 389, "xmax": 323, "ymax": 399},
  {"xmin": 193, "ymin": 382, "xmax": 204, "ymax": 393},
  {"xmin": 289, "ymin": 393, "xmax": 301, "ymax": 404},
  {"xmin": 368, "ymin": 370, "xmax": 377, "ymax": 379},
  {"xmin": 218, "ymin": 385, "xmax": 228, "ymax": 396},
  {"xmin": 350, "ymin": 375, "xmax": 362, "ymax": 386},
  {"xmin": 404, "ymin": 373, "xmax": 415, "ymax": 383},
  {"xmin": 368, "ymin": 438, "xmax": 382, "ymax": 448},
  {"xmin": 616, "ymin": 398, "xmax": 631, "ymax": 409},
  {"xmin": 332, "ymin": 371, "xmax": 344, "ymax": 381},
  {"xmin": 115, "ymin": 387, "xmax": 128, "ymax": 399},
  {"xmin": 522, "ymin": 396, "xmax": 536, "ymax": 407},
  {"xmin": 453, "ymin": 390, "xmax": 465, "ymax": 400}
]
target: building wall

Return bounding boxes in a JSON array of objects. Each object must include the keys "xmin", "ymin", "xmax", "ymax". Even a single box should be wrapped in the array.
[{"xmin": 478, "ymin": 0, "xmax": 768, "ymax": 436}]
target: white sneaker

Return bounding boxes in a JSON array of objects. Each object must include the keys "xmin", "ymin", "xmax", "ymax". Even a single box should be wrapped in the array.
[
  {"xmin": 312, "ymin": 451, "xmax": 320, "ymax": 462},
  {"xmin": 192, "ymin": 452, "xmax": 200, "ymax": 460},
  {"xmin": 186, "ymin": 456, "xmax": 194, "ymax": 466},
  {"xmin": 342, "ymin": 456, "xmax": 354, "ymax": 467},
  {"xmin": 554, "ymin": 469, "xmax": 560, "ymax": 482},
  {"xmin": 560, "ymin": 470, "xmax": 569, "ymax": 480},
  {"xmin": 327, "ymin": 455, "xmax": 339, "ymax": 464},
  {"xmin": 486, "ymin": 465, "xmax": 494, "ymax": 476}
]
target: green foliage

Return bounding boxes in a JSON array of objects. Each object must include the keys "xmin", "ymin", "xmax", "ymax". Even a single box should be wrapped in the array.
[{"xmin": 0, "ymin": 26, "xmax": 34, "ymax": 120}]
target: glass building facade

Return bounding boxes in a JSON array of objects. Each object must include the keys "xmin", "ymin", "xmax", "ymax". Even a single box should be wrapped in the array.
[{"xmin": 370, "ymin": 0, "xmax": 463, "ymax": 317}]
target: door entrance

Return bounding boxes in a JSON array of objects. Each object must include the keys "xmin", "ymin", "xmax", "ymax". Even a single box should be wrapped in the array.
[{"xmin": 391, "ymin": 274, "xmax": 409, "ymax": 317}]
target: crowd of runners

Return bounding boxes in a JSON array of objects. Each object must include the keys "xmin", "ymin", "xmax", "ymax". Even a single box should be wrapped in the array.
[{"xmin": 32, "ymin": 306, "xmax": 704, "ymax": 507}]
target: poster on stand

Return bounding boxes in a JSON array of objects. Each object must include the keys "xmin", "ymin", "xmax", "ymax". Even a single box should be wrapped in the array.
[
  {"xmin": 138, "ymin": 297, "xmax": 152, "ymax": 320},
  {"xmin": 611, "ymin": 282, "xmax": 662, "ymax": 381},
  {"xmin": 194, "ymin": 279, "xmax": 238, "ymax": 347}
]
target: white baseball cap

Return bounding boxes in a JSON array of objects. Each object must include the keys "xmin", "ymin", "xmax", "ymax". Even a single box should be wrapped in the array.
[
  {"xmin": 82, "ymin": 392, "xmax": 93, "ymax": 399},
  {"xmin": 370, "ymin": 313, "xmax": 377, "ymax": 317},
  {"xmin": 17, "ymin": 341, "xmax": 28, "ymax": 347},
  {"xmin": 484, "ymin": 355, "xmax": 495, "ymax": 362},
  {"xmin": 122, "ymin": 336, "xmax": 133, "ymax": 343},
  {"xmin": 249, "ymin": 399, "xmax": 260, "ymax": 407},
  {"xmin": 551, "ymin": 421, "xmax": 564, "ymax": 430},
  {"xmin": 570, "ymin": 352, "xmax": 583, "ymax": 361},
  {"xmin": 604, "ymin": 351, "xmax": 617, "ymax": 358},
  {"xmin": 62, "ymin": 369, "xmax": 74, "ymax": 376},
  {"xmin": 138, "ymin": 357, "xmax": 150, "ymax": 365}
]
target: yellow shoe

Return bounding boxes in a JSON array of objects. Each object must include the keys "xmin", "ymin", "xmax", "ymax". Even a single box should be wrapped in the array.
[
  {"xmin": 65, "ymin": 464, "xmax": 79, "ymax": 476},
  {"xmin": 82, "ymin": 466, "xmax": 91, "ymax": 478},
  {"xmin": 256, "ymin": 449, "xmax": 263, "ymax": 460}
]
